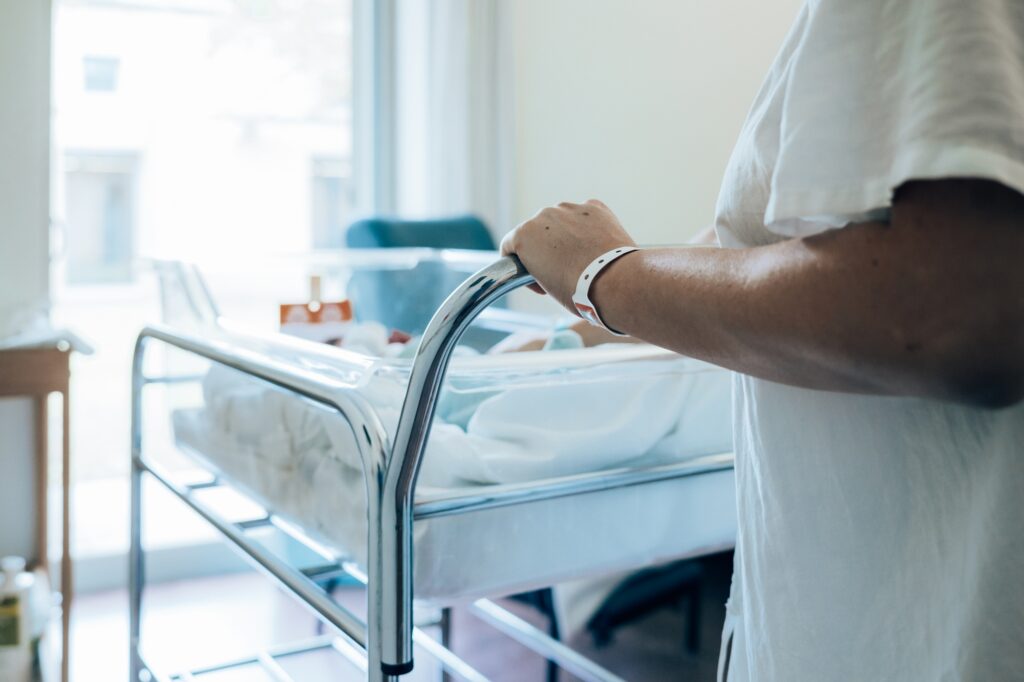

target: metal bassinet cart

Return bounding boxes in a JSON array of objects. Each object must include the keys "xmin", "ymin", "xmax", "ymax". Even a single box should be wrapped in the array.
[{"xmin": 129, "ymin": 255, "xmax": 736, "ymax": 681}]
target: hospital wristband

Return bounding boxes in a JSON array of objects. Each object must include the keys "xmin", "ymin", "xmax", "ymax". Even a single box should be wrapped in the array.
[{"xmin": 571, "ymin": 246, "xmax": 639, "ymax": 336}]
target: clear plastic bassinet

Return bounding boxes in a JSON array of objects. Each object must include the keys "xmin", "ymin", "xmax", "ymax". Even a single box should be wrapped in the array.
[{"xmin": 152, "ymin": 249, "xmax": 736, "ymax": 603}]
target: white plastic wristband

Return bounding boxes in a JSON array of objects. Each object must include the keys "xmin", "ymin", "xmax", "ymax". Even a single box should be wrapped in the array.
[{"xmin": 571, "ymin": 246, "xmax": 639, "ymax": 336}]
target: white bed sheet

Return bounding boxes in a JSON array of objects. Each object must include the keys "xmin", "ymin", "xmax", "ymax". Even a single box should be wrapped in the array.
[{"xmin": 172, "ymin": 345, "xmax": 737, "ymax": 603}]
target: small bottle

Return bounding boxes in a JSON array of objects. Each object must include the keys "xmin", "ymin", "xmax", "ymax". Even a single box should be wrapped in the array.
[
  {"xmin": 279, "ymin": 274, "xmax": 354, "ymax": 343},
  {"xmin": 0, "ymin": 556, "xmax": 34, "ymax": 682}
]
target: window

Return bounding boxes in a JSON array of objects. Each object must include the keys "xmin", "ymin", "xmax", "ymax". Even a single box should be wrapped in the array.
[
  {"xmin": 63, "ymin": 153, "xmax": 138, "ymax": 285},
  {"xmin": 82, "ymin": 56, "xmax": 120, "ymax": 92},
  {"xmin": 53, "ymin": 0, "xmax": 359, "ymax": 587},
  {"xmin": 311, "ymin": 157, "xmax": 353, "ymax": 248}
]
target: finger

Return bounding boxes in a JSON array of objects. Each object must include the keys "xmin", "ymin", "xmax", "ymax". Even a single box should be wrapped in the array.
[
  {"xmin": 499, "ymin": 229, "xmax": 516, "ymax": 256},
  {"xmin": 527, "ymin": 283, "xmax": 546, "ymax": 295},
  {"xmin": 584, "ymin": 198, "xmax": 608, "ymax": 210}
]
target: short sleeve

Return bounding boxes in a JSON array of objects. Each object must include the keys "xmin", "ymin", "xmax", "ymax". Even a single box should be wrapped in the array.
[{"xmin": 763, "ymin": 0, "xmax": 1024, "ymax": 237}]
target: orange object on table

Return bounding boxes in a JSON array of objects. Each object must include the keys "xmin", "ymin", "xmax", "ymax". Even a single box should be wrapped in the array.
[{"xmin": 279, "ymin": 299, "xmax": 352, "ymax": 326}]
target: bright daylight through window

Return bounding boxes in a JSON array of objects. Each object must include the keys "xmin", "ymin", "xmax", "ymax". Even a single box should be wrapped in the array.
[{"xmin": 52, "ymin": 0, "xmax": 356, "ymax": 579}]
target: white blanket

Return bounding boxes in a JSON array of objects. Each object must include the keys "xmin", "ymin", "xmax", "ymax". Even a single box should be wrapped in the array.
[
  {"xmin": 173, "ymin": 344, "xmax": 735, "ymax": 609},
  {"xmin": 197, "ymin": 349, "xmax": 731, "ymax": 490}
]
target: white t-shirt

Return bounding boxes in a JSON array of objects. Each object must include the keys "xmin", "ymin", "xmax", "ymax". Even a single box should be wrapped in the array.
[{"xmin": 714, "ymin": 1, "xmax": 1024, "ymax": 680}]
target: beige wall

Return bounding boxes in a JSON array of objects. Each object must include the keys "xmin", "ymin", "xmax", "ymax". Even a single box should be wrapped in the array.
[
  {"xmin": 0, "ymin": 0, "xmax": 52, "ymax": 559},
  {"xmin": 507, "ymin": 0, "xmax": 802, "ymax": 244}
]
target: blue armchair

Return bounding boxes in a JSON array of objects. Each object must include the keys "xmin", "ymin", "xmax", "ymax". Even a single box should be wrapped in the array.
[
  {"xmin": 344, "ymin": 215, "xmax": 498, "ymax": 334},
  {"xmin": 346, "ymin": 215, "xmax": 496, "ymax": 251}
]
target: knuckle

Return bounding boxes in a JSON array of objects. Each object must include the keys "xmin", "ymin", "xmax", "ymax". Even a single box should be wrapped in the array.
[{"xmin": 499, "ymin": 230, "xmax": 517, "ymax": 253}]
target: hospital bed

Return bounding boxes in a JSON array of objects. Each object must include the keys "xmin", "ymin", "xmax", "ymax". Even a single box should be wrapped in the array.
[{"xmin": 129, "ymin": 253, "xmax": 737, "ymax": 681}]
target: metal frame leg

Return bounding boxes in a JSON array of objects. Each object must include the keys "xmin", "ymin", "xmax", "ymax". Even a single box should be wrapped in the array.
[
  {"xmin": 541, "ymin": 590, "xmax": 560, "ymax": 682},
  {"xmin": 367, "ymin": 493, "xmax": 399, "ymax": 682},
  {"xmin": 440, "ymin": 608, "xmax": 453, "ymax": 682},
  {"xmin": 129, "ymin": 458, "xmax": 144, "ymax": 680},
  {"xmin": 129, "ymin": 338, "xmax": 147, "ymax": 681}
]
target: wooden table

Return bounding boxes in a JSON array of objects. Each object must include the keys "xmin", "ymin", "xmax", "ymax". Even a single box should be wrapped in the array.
[{"xmin": 0, "ymin": 345, "xmax": 72, "ymax": 682}]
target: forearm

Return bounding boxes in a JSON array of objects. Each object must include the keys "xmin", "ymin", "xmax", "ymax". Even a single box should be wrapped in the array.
[
  {"xmin": 571, "ymin": 226, "xmax": 719, "ymax": 347},
  {"xmin": 592, "ymin": 243, "xmax": 887, "ymax": 392},
  {"xmin": 500, "ymin": 182, "xmax": 1024, "ymax": 406},
  {"xmin": 590, "ymin": 221, "xmax": 1023, "ymax": 403}
]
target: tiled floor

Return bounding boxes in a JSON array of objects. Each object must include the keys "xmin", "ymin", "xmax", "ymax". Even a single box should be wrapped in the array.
[{"xmin": 70, "ymin": 553, "xmax": 733, "ymax": 681}]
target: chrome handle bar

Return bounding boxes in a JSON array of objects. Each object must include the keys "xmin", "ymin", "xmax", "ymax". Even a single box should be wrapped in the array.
[{"xmin": 379, "ymin": 255, "xmax": 535, "ymax": 673}]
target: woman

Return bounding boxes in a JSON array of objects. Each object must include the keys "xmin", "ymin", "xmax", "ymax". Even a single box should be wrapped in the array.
[{"xmin": 500, "ymin": 1, "xmax": 1024, "ymax": 680}]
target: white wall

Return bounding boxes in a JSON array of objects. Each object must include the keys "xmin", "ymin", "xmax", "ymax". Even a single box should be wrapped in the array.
[
  {"xmin": 1, "ymin": 0, "xmax": 51, "ymax": 329},
  {"xmin": 507, "ymin": 0, "xmax": 802, "ymax": 243},
  {"xmin": 0, "ymin": 0, "xmax": 52, "ymax": 559}
]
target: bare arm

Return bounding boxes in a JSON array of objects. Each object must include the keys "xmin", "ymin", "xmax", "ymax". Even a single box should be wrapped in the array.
[
  {"xmin": 501, "ymin": 179, "xmax": 1024, "ymax": 408},
  {"xmin": 565, "ymin": 224, "xmax": 719, "ymax": 346}
]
